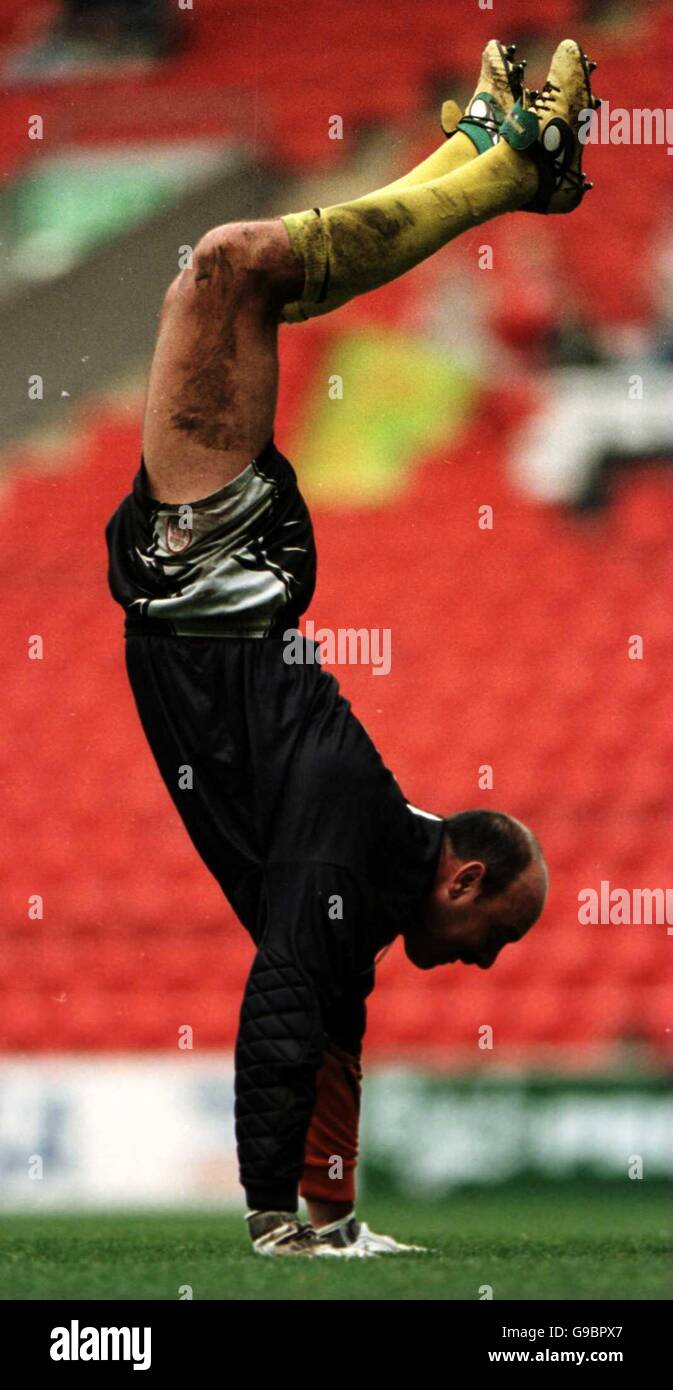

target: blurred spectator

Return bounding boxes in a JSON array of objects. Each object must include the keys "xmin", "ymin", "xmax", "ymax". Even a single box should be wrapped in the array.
[
  {"xmin": 5, "ymin": 0, "xmax": 179, "ymax": 77},
  {"xmin": 61, "ymin": 0, "xmax": 175, "ymax": 54}
]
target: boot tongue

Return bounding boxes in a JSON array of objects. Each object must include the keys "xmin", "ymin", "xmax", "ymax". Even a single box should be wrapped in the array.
[
  {"xmin": 500, "ymin": 100, "xmax": 540, "ymax": 151},
  {"xmin": 440, "ymin": 98, "xmax": 462, "ymax": 139}
]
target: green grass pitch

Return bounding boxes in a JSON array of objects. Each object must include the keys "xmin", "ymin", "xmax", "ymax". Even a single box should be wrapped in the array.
[{"xmin": 1, "ymin": 1189, "xmax": 670, "ymax": 1301}]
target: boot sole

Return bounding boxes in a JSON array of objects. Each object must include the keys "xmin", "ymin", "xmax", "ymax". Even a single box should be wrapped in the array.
[{"xmin": 526, "ymin": 40, "xmax": 597, "ymax": 214}]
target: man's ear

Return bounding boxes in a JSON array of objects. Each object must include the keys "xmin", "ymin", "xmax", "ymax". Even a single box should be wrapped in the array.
[{"xmin": 449, "ymin": 860, "xmax": 486, "ymax": 901}]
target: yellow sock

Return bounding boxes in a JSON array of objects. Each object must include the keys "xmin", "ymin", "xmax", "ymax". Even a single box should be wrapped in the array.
[
  {"xmin": 281, "ymin": 139, "xmax": 538, "ymax": 323},
  {"xmin": 375, "ymin": 104, "xmax": 479, "ymax": 197},
  {"xmin": 380, "ymin": 130, "xmax": 478, "ymax": 192}
]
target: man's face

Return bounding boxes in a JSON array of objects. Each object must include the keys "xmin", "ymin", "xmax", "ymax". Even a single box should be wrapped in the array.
[{"xmin": 405, "ymin": 855, "xmax": 548, "ymax": 971}]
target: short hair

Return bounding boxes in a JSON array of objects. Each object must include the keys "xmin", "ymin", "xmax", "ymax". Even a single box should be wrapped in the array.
[{"xmin": 442, "ymin": 810, "xmax": 540, "ymax": 898}]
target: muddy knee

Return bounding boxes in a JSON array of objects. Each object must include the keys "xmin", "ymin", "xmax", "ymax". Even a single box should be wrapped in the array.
[{"xmin": 189, "ymin": 220, "xmax": 303, "ymax": 307}]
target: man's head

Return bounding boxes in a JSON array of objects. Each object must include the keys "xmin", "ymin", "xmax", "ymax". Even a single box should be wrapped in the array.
[{"xmin": 404, "ymin": 810, "xmax": 548, "ymax": 970}]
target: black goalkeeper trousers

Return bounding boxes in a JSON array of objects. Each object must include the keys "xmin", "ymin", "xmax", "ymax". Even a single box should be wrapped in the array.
[{"xmin": 124, "ymin": 630, "xmax": 375, "ymax": 1211}]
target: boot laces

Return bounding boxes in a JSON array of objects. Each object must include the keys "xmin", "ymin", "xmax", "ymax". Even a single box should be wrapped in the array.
[{"xmin": 533, "ymin": 80, "xmax": 561, "ymax": 114}]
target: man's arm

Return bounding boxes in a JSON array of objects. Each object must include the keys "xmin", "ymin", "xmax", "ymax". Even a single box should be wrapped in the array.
[{"xmin": 234, "ymin": 862, "xmax": 368, "ymax": 1216}]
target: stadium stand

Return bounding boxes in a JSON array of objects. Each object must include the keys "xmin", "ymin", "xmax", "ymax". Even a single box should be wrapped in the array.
[{"xmin": 1, "ymin": 373, "xmax": 670, "ymax": 1057}]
